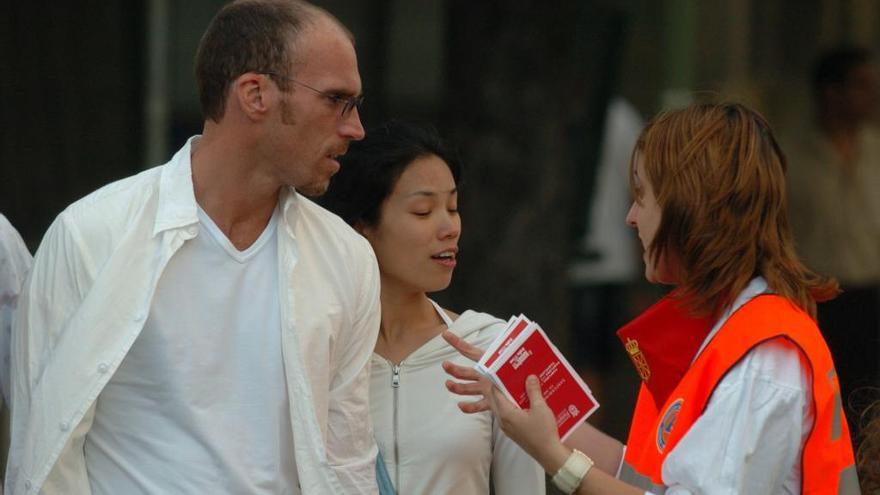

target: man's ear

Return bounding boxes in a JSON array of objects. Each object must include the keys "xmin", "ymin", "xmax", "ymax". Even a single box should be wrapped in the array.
[{"xmin": 233, "ymin": 72, "xmax": 271, "ymax": 120}]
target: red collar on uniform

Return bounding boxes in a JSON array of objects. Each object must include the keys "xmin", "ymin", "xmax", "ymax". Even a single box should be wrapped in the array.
[{"xmin": 616, "ymin": 293, "xmax": 714, "ymax": 406}]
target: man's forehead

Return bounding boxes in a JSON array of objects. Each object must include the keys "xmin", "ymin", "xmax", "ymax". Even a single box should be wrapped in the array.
[
  {"xmin": 291, "ymin": 19, "xmax": 361, "ymax": 88},
  {"xmin": 292, "ymin": 15, "xmax": 353, "ymax": 56}
]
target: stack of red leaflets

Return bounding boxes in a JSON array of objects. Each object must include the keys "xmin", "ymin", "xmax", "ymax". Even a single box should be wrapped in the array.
[{"xmin": 476, "ymin": 315, "xmax": 599, "ymax": 441}]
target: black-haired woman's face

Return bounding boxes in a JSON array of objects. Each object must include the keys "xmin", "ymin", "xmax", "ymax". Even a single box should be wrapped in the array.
[{"xmin": 361, "ymin": 155, "xmax": 460, "ymax": 294}]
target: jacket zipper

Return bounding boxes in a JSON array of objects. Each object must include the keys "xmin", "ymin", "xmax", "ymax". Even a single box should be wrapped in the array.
[{"xmin": 391, "ymin": 363, "xmax": 401, "ymax": 493}]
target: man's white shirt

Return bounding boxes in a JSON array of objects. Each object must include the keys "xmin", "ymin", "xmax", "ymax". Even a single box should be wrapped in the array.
[
  {"xmin": 7, "ymin": 137, "xmax": 381, "ymax": 494},
  {"xmin": 85, "ymin": 205, "xmax": 301, "ymax": 494}
]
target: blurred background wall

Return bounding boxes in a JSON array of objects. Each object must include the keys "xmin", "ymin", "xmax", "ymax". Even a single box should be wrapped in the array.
[{"xmin": 2, "ymin": 0, "xmax": 879, "ymax": 457}]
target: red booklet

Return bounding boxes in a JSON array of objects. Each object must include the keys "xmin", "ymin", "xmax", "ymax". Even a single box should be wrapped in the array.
[
  {"xmin": 477, "ymin": 316, "xmax": 599, "ymax": 441},
  {"xmin": 482, "ymin": 315, "xmax": 531, "ymax": 368}
]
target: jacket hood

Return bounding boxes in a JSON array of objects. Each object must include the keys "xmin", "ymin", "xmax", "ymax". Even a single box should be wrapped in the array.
[{"xmin": 376, "ymin": 309, "xmax": 508, "ymax": 370}]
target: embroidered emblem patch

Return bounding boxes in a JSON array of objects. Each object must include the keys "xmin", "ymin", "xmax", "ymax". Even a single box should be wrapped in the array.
[
  {"xmin": 625, "ymin": 338, "xmax": 651, "ymax": 381},
  {"xmin": 656, "ymin": 398, "xmax": 683, "ymax": 453}
]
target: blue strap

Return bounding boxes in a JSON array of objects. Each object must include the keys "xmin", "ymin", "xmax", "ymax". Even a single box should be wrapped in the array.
[{"xmin": 375, "ymin": 448, "xmax": 396, "ymax": 495}]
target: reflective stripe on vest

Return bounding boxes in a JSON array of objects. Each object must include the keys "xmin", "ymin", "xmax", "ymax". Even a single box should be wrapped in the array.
[
  {"xmin": 621, "ymin": 295, "xmax": 858, "ymax": 493},
  {"xmin": 838, "ymin": 465, "xmax": 860, "ymax": 495},
  {"xmin": 619, "ymin": 461, "xmax": 667, "ymax": 494},
  {"xmin": 829, "ymin": 369, "xmax": 843, "ymax": 442},
  {"xmin": 619, "ymin": 460, "xmax": 860, "ymax": 495}
]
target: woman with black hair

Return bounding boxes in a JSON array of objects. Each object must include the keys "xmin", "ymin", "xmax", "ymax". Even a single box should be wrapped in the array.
[{"xmin": 321, "ymin": 121, "xmax": 544, "ymax": 495}]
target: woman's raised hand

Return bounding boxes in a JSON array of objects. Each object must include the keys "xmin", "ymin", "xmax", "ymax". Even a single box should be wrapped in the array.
[
  {"xmin": 443, "ymin": 330, "xmax": 569, "ymax": 471},
  {"xmin": 441, "ymin": 330, "xmax": 494, "ymax": 413}
]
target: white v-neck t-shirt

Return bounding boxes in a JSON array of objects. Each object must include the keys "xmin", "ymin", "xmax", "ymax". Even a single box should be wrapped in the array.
[{"xmin": 84, "ymin": 205, "xmax": 300, "ymax": 494}]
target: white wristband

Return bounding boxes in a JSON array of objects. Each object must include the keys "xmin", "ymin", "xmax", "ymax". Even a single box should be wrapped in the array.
[{"xmin": 552, "ymin": 449, "xmax": 594, "ymax": 494}]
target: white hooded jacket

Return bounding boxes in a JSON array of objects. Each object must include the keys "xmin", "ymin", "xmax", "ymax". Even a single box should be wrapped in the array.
[{"xmin": 370, "ymin": 304, "xmax": 545, "ymax": 494}]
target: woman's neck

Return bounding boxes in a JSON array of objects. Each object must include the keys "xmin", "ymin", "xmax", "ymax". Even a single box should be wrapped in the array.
[{"xmin": 375, "ymin": 286, "xmax": 446, "ymax": 364}]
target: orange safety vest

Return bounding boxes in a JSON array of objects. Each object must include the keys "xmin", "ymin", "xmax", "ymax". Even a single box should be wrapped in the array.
[{"xmin": 620, "ymin": 295, "xmax": 859, "ymax": 494}]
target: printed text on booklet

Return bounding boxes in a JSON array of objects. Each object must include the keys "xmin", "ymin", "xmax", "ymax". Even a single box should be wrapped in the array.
[{"xmin": 476, "ymin": 315, "xmax": 599, "ymax": 440}]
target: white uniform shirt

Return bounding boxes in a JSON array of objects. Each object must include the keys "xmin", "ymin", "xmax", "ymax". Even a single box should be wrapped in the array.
[
  {"xmin": 7, "ymin": 137, "xmax": 382, "ymax": 495},
  {"xmin": 0, "ymin": 214, "xmax": 32, "ymax": 404},
  {"xmin": 628, "ymin": 278, "xmax": 813, "ymax": 494}
]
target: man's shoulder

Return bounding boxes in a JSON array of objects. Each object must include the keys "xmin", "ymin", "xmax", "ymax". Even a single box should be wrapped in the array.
[
  {"xmin": 296, "ymin": 194, "xmax": 370, "ymax": 248},
  {"xmin": 57, "ymin": 166, "xmax": 165, "ymax": 242},
  {"xmin": 0, "ymin": 213, "xmax": 22, "ymax": 244},
  {"xmin": 68, "ymin": 166, "xmax": 162, "ymax": 214},
  {"xmin": 0, "ymin": 212, "xmax": 31, "ymax": 281},
  {"xmin": 291, "ymin": 194, "xmax": 377, "ymax": 282}
]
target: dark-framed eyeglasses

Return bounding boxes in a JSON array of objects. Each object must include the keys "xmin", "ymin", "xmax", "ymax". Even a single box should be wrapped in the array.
[{"xmin": 262, "ymin": 72, "xmax": 364, "ymax": 118}]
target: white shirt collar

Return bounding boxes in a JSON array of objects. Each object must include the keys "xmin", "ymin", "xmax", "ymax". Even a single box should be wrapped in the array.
[
  {"xmin": 152, "ymin": 135, "xmax": 302, "ymax": 239},
  {"xmin": 692, "ymin": 277, "xmax": 769, "ymax": 362},
  {"xmin": 153, "ymin": 136, "xmax": 200, "ymax": 237}
]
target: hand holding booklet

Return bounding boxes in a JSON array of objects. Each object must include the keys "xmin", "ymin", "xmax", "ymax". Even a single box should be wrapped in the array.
[{"xmin": 476, "ymin": 314, "xmax": 599, "ymax": 441}]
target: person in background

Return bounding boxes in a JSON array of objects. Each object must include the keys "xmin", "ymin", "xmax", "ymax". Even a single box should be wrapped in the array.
[
  {"xmin": 445, "ymin": 102, "xmax": 858, "ymax": 494},
  {"xmin": 0, "ymin": 213, "xmax": 32, "ymax": 489},
  {"xmin": 567, "ymin": 97, "xmax": 644, "ymax": 411},
  {"xmin": 7, "ymin": 1, "xmax": 379, "ymax": 493},
  {"xmin": 321, "ymin": 120, "xmax": 545, "ymax": 495},
  {"xmin": 857, "ymin": 396, "xmax": 880, "ymax": 493},
  {"xmin": 785, "ymin": 45, "xmax": 880, "ymax": 419},
  {"xmin": 0, "ymin": 214, "xmax": 31, "ymax": 405}
]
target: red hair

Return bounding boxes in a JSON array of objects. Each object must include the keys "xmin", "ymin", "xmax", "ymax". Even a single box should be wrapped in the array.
[{"xmin": 630, "ymin": 102, "xmax": 838, "ymax": 318}]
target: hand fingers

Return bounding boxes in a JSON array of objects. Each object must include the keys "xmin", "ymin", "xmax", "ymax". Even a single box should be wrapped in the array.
[
  {"xmin": 442, "ymin": 360, "xmax": 483, "ymax": 381},
  {"xmin": 457, "ymin": 398, "xmax": 491, "ymax": 414},
  {"xmin": 490, "ymin": 386, "xmax": 531, "ymax": 436},
  {"xmin": 524, "ymin": 375, "xmax": 547, "ymax": 409},
  {"xmin": 442, "ymin": 330, "xmax": 486, "ymax": 362},
  {"xmin": 445, "ymin": 379, "xmax": 489, "ymax": 397},
  {"xmin": 489, "ymin": 386, "xmax": 519, "ymax": 417}
]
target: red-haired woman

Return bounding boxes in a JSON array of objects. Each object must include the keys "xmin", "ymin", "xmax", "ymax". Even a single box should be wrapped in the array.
[{"xmin": 444, "ymin": 102, "xmax": 859, "ymax": 494}]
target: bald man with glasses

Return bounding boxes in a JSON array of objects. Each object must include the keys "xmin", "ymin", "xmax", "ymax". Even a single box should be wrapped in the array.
[{"xmin": 7, "ymin": 2, "xmax": 381, "ymax": 494}]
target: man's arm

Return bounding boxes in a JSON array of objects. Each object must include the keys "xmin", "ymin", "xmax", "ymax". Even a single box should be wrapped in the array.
[
  {"xmin": 8, "ymin": 212, "xmax": 96, "ymax": 495},
  {"xmin": 324, "ymin": 243, "xmax": 381, "ymax": 494}
]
